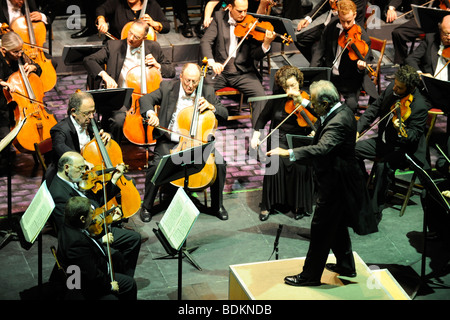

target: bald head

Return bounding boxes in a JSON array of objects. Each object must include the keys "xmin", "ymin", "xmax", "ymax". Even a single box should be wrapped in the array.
[{"xmin": 440, "ymin": 15, "xmax": 450, "ymax": 46}]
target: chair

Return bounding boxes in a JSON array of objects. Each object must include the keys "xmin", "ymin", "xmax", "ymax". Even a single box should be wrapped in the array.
[
  {"xmin": 34, "ymin": 138, "xmax": 53, "ymax": 176},
  {"xmin": 215, "ymin": 87, "xmax": 252, "ymax": 121},
  {"xmin": 368, "ymin": 36, "xmax": 387, "ymax": 95}
]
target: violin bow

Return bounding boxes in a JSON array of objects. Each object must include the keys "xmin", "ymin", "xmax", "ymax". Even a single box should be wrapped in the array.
[
  {"xmin": 357, "ymin": 102, "xmax": 402, "ymax": 141},
  {"xmin": 213, "ymin": 18, "xmax": 259, "ymax": 79},
  {"xmin": 434, "ymin": 59, "xmax": 450, "ymax": 78},
  {"xmin": 436, "ymin": 143, "xmax": 450, "ymax": 164}
]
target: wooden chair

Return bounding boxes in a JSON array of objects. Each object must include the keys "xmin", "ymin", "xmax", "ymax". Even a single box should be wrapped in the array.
[
  {"xmin": 34, "ymin": 138, "xmax": 53, "ymax": 176},
  {"xmin": 368, "ymin": 36, "xmax": 387, "ymax": 95},
  {"xmin": 215, "ymin": 87, "xmax": 252, "ymax": 121}
]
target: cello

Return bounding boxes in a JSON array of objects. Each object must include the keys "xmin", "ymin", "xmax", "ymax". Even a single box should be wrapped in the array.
[
  {"xmin": 82, "ymin": 118, "xmax": 142, "ymax": 219},
  {"xmin": 120, "ymin": 0, "xmax": 157, "ymax": 41},
  {"xmin": 4, "ymin": 57, "xmax": 57, "ymax": 152},
  {"xmin": 170, "ymin": 63, "xmax": 218, "ymax": 191},
  {"xmin": 123, "ymin": 40, "xmax": 161, "ymax": 146},
  {"xmin": 10, "ymin": 0, "xmax": 57, "ymax": 93}
]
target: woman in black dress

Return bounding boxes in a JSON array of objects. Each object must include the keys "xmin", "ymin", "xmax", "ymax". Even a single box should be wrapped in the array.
[{"xmin": 251, "ymin": 65, "xmax": 315, "ymax": 221}]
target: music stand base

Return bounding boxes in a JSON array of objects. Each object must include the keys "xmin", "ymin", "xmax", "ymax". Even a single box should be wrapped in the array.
[
  {"xmin": 0, "ymin": 229, "xmax": 18, "ymax": 249},
  {"xmin": 153, "ymin": 245, "xmax": 202, "ymax": 271}
]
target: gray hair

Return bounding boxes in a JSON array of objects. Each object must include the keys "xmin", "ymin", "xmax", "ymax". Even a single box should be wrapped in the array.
[
  {"xmin": 57, "ymin": 151, "xmax": 81, "ymax": 172},
  {"xmin": 1, "ymin": 31, "xmax": 23, "ymax": 51},
  {"xmin": 310, "ymin": 80, "xmax": 340, "ymax": 106},
  {"xmin": 67, "ymin": 91, "xmax": 94, "ymax": 115}
]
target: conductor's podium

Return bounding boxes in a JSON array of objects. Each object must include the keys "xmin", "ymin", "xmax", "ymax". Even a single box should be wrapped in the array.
[{"xmin": 229, "ymin": 252, "xmax": 411, "ymax": 300}]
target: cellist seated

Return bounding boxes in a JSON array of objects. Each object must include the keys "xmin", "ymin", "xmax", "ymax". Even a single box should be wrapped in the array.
[
  {"xmin": 0, "ymin": 30, "xmax": 41, "ymax": 175},
  {"xmin": 138, "ymin": 63, "xmax": 230, "ymax": 222},
  {"xmin": 83, "ymin": 19, "xmax": 175, "ymax": 144}
]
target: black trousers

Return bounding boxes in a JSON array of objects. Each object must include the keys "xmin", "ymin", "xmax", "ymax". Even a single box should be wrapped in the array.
[
  {"xmin": 391, "ymin": 19, "xmax": 422, "ymax": 65},
  {"xmin": 300, "ymin": 193, "xmax": 355, "ymax": 282},
  {"xmin": 143, "ymin": 136, "xmax": 227, "ymax": 212},
  {"xmin": 205, "ymin": 71, "xmax": 266, "ymax": 128}
]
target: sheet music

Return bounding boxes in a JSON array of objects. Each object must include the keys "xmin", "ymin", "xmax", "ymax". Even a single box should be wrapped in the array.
[
  {"xmin": 159, "ymin": 188, "xmax": 200, "ymax": 250},
  {"xmin": 0, "ymin": 117, "xmax": 26, "ymax": 153},
  {"xmin": 20, "ymin": 182, "xmax": 55, "ymax": 244}
]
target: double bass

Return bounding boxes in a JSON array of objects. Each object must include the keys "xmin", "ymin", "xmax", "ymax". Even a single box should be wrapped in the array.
[
  {"xmin": 10, "ymin": 0, "xmax": 57, "ymax": 92},
  {"xmin": 82, "ymin": 118, "xmax": 141, "ymax": 219},
  {"xmin": 4, "ymin": 57, "xmax": 57, "ymax": 152},
  {"xmin": 123, "ymin": 40, "xmax": 161, "ymax": 146}
]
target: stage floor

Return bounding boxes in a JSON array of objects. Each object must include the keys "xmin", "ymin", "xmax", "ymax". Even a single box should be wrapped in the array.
[{"xmin": 0, "ymin": 9, "xmax": 449, "ymax": 304}]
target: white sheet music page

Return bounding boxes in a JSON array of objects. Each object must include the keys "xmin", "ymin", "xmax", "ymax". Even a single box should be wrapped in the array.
[{"xmin": 159, "ymin": 188, "xmax": 200, "ymax": 250}]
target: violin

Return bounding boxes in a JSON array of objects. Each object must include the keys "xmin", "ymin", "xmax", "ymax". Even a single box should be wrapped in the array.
[
  {"xmin": 336, "ymin": 24, "xmax": 376, "ymax": 77},
  {"xmin": 123, "ymin": 41, "xmax": 161, "ymax": 148},
  {"xmin": 284, "ymin": 91, "xmax": 317, "ymax": 130},
  {"xmin": 79, "ymin": 165, "xmax": 116, "ymax": 191},
  {"xmin": 391, "ymin": 94, "xmax": 412, "ymax": 138},
  {"xmin": 120, "ymin": 0, "xmax": 157, "ymax": 41},
  {"xmin": 170, "ymin": 63, "xmax": 218, "ymax": 191},
  {"xmin": 88, "ymin": 206, "xmax": 120, "ymax": 236},
  {"xmin": 434, "ymin": 47, "xmax": 450, "ymax": 78},
  {"xmin": 81, "ymin": 118, "xmax": 141, "ymax": 218},
  {"xmin": 10, "ymin": 0, "xmax": 56, "ymax": 92},
  {"xmin": 439, "ymin": 0, "xmax": 450, "ymax": 10},
  {"xmin": 234, "ymin": 14, "xmax": 293, "ymax": 45},
  {"xmin": 4, "ymin": 57, "xmax": 57, "ymax": 152}
]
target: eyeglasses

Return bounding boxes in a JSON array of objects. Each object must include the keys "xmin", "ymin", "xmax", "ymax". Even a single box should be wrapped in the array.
[
  {"xmin": 183, "ymin": 78, "xmax": 199, "ymax": 86},
  {"xmin": 128, "ymin": 31, "xmax": 144, "ymax": 40},
  {"xmin": 441, "ymin": 30, "xmax": 450, "ymax": 37},
  {"xmin": 71, "ymin": 164, "xmax": 87, "ymax": 171},
  {"xmin": 8, "ymin": 48, "xmax": 23, "ymax": 55},
  {"xmin": 78, "ymin": 109, "xmax": 96, "ymax": 117}
]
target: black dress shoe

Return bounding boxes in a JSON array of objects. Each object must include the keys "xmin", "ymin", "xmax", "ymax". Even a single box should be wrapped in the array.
[
  {"xmin": 325, "ymin": 263, "xmax": 357, "ymax": 277},
  {"xmin": 139, "ymin": 207, "xmax": 152, "ymax": 223},
  {"xmin": 259, "ymin": 210, "xmax": 269, "ymax": 221},
  {"xmin": 215, "ymin": 206, "xmax": 229, "ymax": 220},
  {"xmin": 284, "ymin": 274, "xmax": 321, "ymax": 287},
  {"xmin": 71, "ymin": 26, "xmax": 96, "ymax": 39},
  {"xmin": 181, "ymin": 23, "xmax": 194, "ymax": 38},
  {"xmin": 294, "ymin": 209, "xmax": 305, "ymax": 220}
]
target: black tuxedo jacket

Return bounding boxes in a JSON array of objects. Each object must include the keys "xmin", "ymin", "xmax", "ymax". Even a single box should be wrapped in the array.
[
  {"xmin": 405, "ymin": 33, "xmax": 449, "ymax": 78},
  {"xmin": 139, "ymin": 79, "xmax": 228, "ymax": 141},
  {"xmin": 83, "ymin": 38, "xmax": 175, "ymax": 85},
  {"xmin": 293, "ymin": 104, "xmax": 378, "ymax": 235},
  {"xmin": 57, "ymin": 223, "xmax": 112, "ymax": 299},
  {"xmin": 200, "ymin": 10, "xmax": 268, "ymax": 77},
  {"xmin": 357, "ymin": 82, "xmax": 430, "ymax": 166},
  {"xmin": 0, "ymin": 0, "xmax": 41, "ymax": 24}
]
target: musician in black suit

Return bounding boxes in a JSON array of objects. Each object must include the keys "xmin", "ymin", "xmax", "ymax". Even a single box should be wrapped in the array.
[
  {"xmin": 200, "ymin": 0, "xmax": 276, "ymax": 127},
  {"xmin": 310, "ymin": 0, "xmax": 378, "ymax": 113},
  {"xmin": 405, "ymin": 15, "xmax": 450, "ymax": 81},
  {"xmin": 48, "ymin": 151, "xmax": 141, "ymax": 279},
  {"xmin": 56, "ymin": 196, "xmax": 137, "ymax": 300},
  {"xmin": 0, "ymin": 0, "xmax": 49, "ymax": 25},
  {"xmin": 83, "ymin": 20, "xmax": 175, "ymax": 143},
  {"xmin": 138, "ymin": 63, "xmax": 229, "ymax": 222},
  {"xmin": 96, "ymin": 0, "xmax": 170, "ymax": 40},
  {"xmin": 355, "ymin": 65, "xmax": 430, "ymax": 220},
  {"xmin": 295, "ymin": 0, "xmax": 368, "ymax": 62},
  {"xmin": 268, "ymin": 80, "xmax": 377, "ymax": 286}
]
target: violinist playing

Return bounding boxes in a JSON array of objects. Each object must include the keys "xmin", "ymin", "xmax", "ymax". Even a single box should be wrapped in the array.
[
  {"xmin": 138, "ymin": 63, "xmax": 229, "ymax": 222},
  {"xmin": 83, "ymin": 19, "xmax": 175, "ymax": 144},
  {"xmin": 310, "ymin": 0, "xmax": 378, "ymax": 113},
  {"xmin": 355, "ymin": 65, "xmax": 430, "ymax": 222},
  {"xmin": 405, "ymin": 15, "xmax": 450, "ymax": 82},
  {"xmin": 54, "ymin": 196, "xmax": 137, "ymax": 300},
  {"xmin": 250, "ymin": 66, "xmax": 314, "ymax": 221},
  {"xmin": 0, "ymin": 30, "xmax": 41, "ymax": 175},
  {"xmin": 47, "ymin": 151, "xmax": 141, "ymax": 281},
  {"xmin": 200, "ymin": 0, "xmax": 276, "ymax": 128}
]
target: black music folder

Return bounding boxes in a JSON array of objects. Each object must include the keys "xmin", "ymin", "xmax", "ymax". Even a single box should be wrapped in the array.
[
  {"xmin": 62, "ymin": 44, "xmax": 105, "ymax": 66},
  {"xmin": 286, "ymin": 134, "xmax": 313, "ymax": 149},
  {"xmin": 421, "ymin": 76, "xmax": 450, "ymax": 113},
  {"xmin": 85, "ymin": 88, "xmax": 134, "ymax": 112},
  {"xmin": 412, "ymin": 4, "xmax": 450, "ymax": 33}
]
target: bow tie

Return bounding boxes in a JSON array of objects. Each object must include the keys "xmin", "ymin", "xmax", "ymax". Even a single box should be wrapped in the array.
[
  {"xmin": 131, "ymin": 47, "xmax": 140, "ymax": 55},
  {"xmin": 228, "ymin": 18, "xmax": 236, "ymax": 26}
]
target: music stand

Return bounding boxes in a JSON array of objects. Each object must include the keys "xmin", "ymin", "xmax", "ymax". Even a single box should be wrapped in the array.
[
  {"xmin": 85, "ymin": 88, "xmax": 134, "ymax": 113},
  {"xmin": 151, "ymin": 141, "xmax": 215, "ymax": 272},
  {"xmin": 412, "ymin": 5, "xmax": 450, "ymax": 34},
  {"xmin": 62, "ymin": 44, "xmax": 105, "ymax": 66},
  {"xmin": 286, "ymin": 134, "xmax": 314, "ymax": 149},
  {"xmin": 405, "ymin": 154, "xmax": 450, "ymax": 293},
  {"xmin": 251, "ymin": 13, "xmax": 298, "ymax": 65}
]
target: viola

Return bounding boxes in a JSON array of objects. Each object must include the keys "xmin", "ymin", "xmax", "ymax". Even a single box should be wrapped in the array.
[
  {"xmin": 170, "ymin": 63, "xmax": 218, "ymax": 191},
  {"xmin": 10, "ymin": 0, "xmax": 56, "ymax": 92},
  {"xmin": 123, "ymin": 41, "xmax": 162, "ymax": 147},
  {"xmin": 78, "ymin": 165, "xmax": 117, "ymax": 191},
  {"xmin": 81, "ymin": 118, "xmax": 142, "ymax": 218},
  {"xmin": 284, "ymin": 91, "xmax": 316, "ymax": 130},
  {"xmin": 391, "ymin": 94, "xmax": 412, "ymax": 138},
  {"xmin": 336, "ymin": 24, "xmax": 376, "ymax": 77},
  {"xmin": 234, "ymin": 14, "xmax": 293, "ymax": 45},
  {"xmin": 120, "ymin": 0, "xmax": 157, "ymax": 41},
  {"xmin": 4, "ymin": 57, "xmax": 57, "ymax": 152}
]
